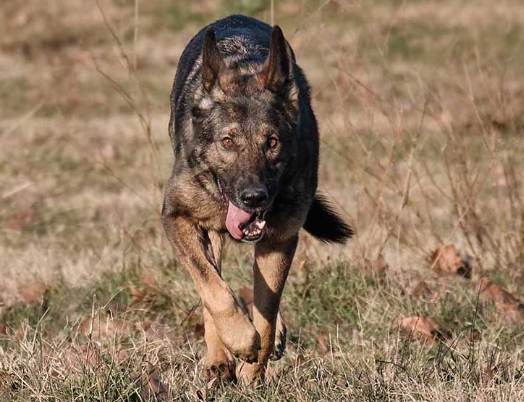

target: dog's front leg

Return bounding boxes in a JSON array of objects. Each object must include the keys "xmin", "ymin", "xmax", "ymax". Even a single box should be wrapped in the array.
[
  {"xmin": 202, "ymin": 231, "xmax": 236, "ymax": 380},
  {"xmin": 238, "ymin": 235, "xmax": 298, "ymax": 384},
  {"xmin": 162, "ymin": 213, "xmax": 260, "ymax": 363}
]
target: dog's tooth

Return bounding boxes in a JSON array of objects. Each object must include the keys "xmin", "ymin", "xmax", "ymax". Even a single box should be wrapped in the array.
[{"xmin": 256, "ymin": 220, "xmax": 266, "ymax": 230}]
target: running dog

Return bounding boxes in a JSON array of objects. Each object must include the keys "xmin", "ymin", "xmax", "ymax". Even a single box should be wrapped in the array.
[{"xmin": 162, "ymin": 14, "xmax": 352, "ymax": 384}]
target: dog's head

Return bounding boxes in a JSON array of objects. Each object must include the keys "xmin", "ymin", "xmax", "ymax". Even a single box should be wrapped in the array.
[{"xmin": 190, "ymin": 26, "xmax": 299, "ymax": 242}]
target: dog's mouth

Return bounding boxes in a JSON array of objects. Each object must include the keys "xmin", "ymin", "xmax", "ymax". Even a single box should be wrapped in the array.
[
  {"xmin": 225, "ymin": 201, "xmax": 267, "ymax": 242},
  {"xmin": 216, "ymin": 180, "xmax": 268, "ymax": 242}
]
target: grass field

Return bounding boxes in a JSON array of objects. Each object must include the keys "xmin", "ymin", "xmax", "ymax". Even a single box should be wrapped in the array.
[{"xmin": 1, "ymin": 0, "xmax": 524, "ymax": 400}]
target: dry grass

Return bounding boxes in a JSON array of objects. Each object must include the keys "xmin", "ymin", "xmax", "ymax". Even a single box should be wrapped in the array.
[{"xmin": 1, "ymin": 0, "xmax": 524, "ymax": 400}]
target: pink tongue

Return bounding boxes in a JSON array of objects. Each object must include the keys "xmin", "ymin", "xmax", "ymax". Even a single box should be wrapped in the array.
[{"xmin": 226, "ymin": 201, "xmax": 254, "ymax": 240}]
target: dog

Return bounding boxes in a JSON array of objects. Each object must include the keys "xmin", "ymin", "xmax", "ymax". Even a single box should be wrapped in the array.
[{"xmin": 162, "ymin": 14, "xmax": 352, "ymax": 384}]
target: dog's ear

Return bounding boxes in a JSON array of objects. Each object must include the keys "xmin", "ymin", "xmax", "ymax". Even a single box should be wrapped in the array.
[
  {"xmin": 258, "ymin": 26, "xmax": 293, "ymax": 92},
  {"xmin": 202, "ymin": 27, "xmax": 225, "ymax": 92}
]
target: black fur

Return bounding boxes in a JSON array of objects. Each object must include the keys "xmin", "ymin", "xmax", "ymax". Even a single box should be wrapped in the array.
[
  {"xmin": 165, "ymin": 14, "xmax": 353, "ymax": 244},
  {"xmin": 304, "ymin": 195, "xmax": 353, "ymax": 244},
  {"xmin": 161, "ymin": 15, "xmax": 354, "ymax": 380}
]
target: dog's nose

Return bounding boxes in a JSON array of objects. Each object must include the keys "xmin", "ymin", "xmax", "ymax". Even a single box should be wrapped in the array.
[{"xmin": 241, "ymin": 189, "xmax": 268, "ymax": 208}]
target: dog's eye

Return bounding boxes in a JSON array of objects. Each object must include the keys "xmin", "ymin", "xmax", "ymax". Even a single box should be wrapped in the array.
[
  {"xmin": 267, "ymin": 136, "xmax": 279, "ymax": 149},
  {"xmin": 221, "ymin": 137, "xmax": 234, "ymax": 149}
]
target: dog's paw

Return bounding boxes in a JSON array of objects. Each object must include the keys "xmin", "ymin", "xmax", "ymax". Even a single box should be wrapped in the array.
[
  {"xmin": 202, "ymin": 357, "xmax": 236, "ymax": 382},
  {"xmin": 215, "ymin": 313, "xmax": 260, "ymax": 363},
  {"xmin": 270, "ymin": 312, "xmax": 286, "ymax": 361},
  {"xmin": 236, "ymin": 361, "xmax": 265, "ymax": 386},
  {"xmin": 229, "ymin": 324, "xmax": 260, "ymax": 363}
]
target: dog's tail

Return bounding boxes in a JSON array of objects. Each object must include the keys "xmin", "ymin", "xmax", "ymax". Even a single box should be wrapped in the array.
[{"xmin": 303, "ymin": 195, "xmax": 353, "ymax": 244}]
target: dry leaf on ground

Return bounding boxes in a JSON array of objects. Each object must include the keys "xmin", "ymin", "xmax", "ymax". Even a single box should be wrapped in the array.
[
  {"xmin": 140, "ymin": 363, "xmax": 169, "ymax": 401},
  {"xmin": 431, "ymin": 244, "xmax": 472, "ymax": 278},
  {"xmin": 477, "ymin": 277, "xmax": 524, "ymax": 323},
  {"xmin": 399, "ymin": 316, "xmax": 450, "ymax": 344},
  {"xmin": 196, "ymin": 377, "xmax": 217, "ymax": 401}
]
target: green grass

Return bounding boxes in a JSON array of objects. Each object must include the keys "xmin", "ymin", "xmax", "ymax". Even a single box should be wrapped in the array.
[{"xmin": 2, "ymin": 259, "xmax": 524, "ymax": 400}]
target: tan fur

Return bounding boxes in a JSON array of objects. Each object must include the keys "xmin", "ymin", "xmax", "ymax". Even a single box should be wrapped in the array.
[
  {"xmin": 162, "ymin": 214, "xmax": 259, "ymax": 362},
  {"xmin": 202, "ymin": 307, "xmax": 236, "ymax": 380},
  {"xmin": 163, "ymin": 16, "xmax": 350, "ymax": 386},
  {"xmin": 237, "ymin": 236, "xmax": 298, "ymax": 384}
]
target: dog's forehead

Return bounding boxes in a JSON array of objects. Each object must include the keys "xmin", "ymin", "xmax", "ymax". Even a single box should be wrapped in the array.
[
  {"xmin": 216, "ymin": 96, "xmax": 276, "ymax": 125},
  {"xmin": 220, "ymin": 120, "xmax": 273, "ymax": 136}
]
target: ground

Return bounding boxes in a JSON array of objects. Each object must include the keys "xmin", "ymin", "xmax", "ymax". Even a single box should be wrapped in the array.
[{"xmin": 1, "ymin": 0, "xmax": 524, "ymax": 400}]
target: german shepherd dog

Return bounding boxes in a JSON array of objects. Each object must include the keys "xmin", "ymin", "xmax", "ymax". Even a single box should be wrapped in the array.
[{"xmin": 162, "ymin": 15, "xmax": 352, "ymax": 384}]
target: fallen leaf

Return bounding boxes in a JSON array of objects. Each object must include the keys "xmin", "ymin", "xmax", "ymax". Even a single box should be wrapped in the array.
[
  {"xmin": 141, "ymin": 363, "xmax": 169, "ymax": 400},
  {"xmin": 431, "ymin": 244, "xmax": 472, "ymax": 278},
  {"xmin": 196, "ymin": 377, "xmax": 217, "ymax": 401},
  {"xmin": 477, "ymin": 277, "xmax": 520, "ymax": 304},
  {"xmin": 477, "ymin": 277, "xmax": 524, "ymax": 323},
  {"xmin": 399, "ymin": 316, "xmax": 450, "ymax": 344}
]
